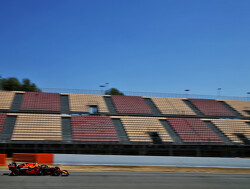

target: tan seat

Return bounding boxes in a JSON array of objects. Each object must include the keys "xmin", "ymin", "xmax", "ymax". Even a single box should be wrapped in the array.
[
  {"xmin": 150, "ymin": 97, "xmax": 196, "ymax": 115},
  {"xmin": 11, "ymin": 114, "xmax": 62, "ymax": 141},
  {"xmin": 225, "ymin": 100, "xmax": 250, "ymax": 117},
  {"xmin": 112, "ymin": 116, "xmax": 173, "ymax": 142},
  {"xmin": 204, "ymin": 119, "xmax": 250, "ymax": 143},
  {"xmin": 0, "ymin": 91, "xmax": 15, "ymax": 110},
  {"xmin": 68, "ymin": 94, "xmax": 109, "ymax": 113}
]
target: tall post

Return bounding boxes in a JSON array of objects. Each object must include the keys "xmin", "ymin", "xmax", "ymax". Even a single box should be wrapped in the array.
[
  {"xmin": 185, "ymin": 89, "xmax": 190, "ymax": 98},
  {"xmin": 99, "ymin": 85, "xmax": 105, "ymax": 95},
  {"xmin": 217, "ymin": 88, "xmax": 222, "ymax": 99},
  {"xmin": 247, "ymin": 92, "xmax": 250, "ymax": 101}
]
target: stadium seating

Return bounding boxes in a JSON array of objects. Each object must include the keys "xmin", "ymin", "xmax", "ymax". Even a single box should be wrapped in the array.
[
  {"xmin": 167, "ymin": 118, "xmax": 223, "ymax": 143},
  {"xmin": 0, "ymin": 91, "xmax": 15, "ymax": 110},
  {"xmin": 71, "ymin": 115, "xmax": 119, "ymax": 141},
  {"xmin": 20, "ymin": 92, "xmax": 61, "ymax": 112},
  {"xmin": 67, "ymin": 94, "xmax": 109, "ymax": 113},
  {"xmin": 115, "ymin": 116, "xmax": 173, "ymax": 142},
  {"xmin": 0, "ymin": 89, "xmax": 250, "ymax": 148},
  {"xmin": 150, "ymin": 97, "xmax": 196, "ymax": 115},
  {"xmin": 0, "ymin": 113, "xmax": 7, "ymax": 136},
  {"xmin": 206, "ymin": 119, "xmax": 250, "ymax": 143},
  {"xmin": 224, "ymin": 100, "xmax": 250, "ymax": 117},
  {"xmin": 11, "ymin": 114, "xmax": 62, "ymax": 140},
  {"xmin": 111, "ymin": 95, "xmax": 153, "ymax": 114},
  {"xmin": 188, "ymin": 99, "xmax": 235, "ymax": 117}
]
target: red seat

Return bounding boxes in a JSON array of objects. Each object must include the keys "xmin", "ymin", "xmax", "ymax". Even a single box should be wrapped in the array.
[
  {"xmin": 20, "ymin": 92, "xmax": 61, "ymax": 111},
  {"xmin": 167, "ymin": 118, "xmax": 223, "ymax": 143},
  {"xmin": 188, "ymin": 99, "xmax": 235, "ymax": 117},
  {"xmin": 71, "ymin": 115, "xmax": 119, "ymax": 142},
  {"xmin": 111, "ymin": 96, "xmax": 152, "ymax": 114}
]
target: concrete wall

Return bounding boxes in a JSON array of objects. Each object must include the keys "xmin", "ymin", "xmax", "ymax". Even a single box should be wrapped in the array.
[{"xmin": 54, "ymin": 154, "xmax": 250, "ymax": 168}]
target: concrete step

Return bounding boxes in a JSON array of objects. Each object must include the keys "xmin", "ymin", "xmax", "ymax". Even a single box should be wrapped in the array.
[
  {"xmin": 1, "ymin": 115, "xmax": 17, "ymax": 140},
  {"xmin": 144, "ymin": 98, "xmax": 161, "ymax": 116},
  {"xmin": 10, "ymin": 93, "xmax": 24, "ymax": 111},
  {"xmin": 60, "ymin": 95, "xmax": 70, "ymax": 114},
  {"xmin": 234, "ymin": 133, "xmax": 250, "ymax": 144},
  {"xmin": 204, "ymin": 121, "xmax": 233, "ymax": 145},
  {"xmin": 61, "ymin": 117, "xmax": 72, "ymax": 141},
  {"xmin": 183, "ymin": 100, "xmax": 203, "ymax": 116},
  {"xmin": 160, "ymin": 120, "xmax": 182, "ymax": 144},
  {"xmin": 218, "ymin": 101, "xmax": 244, "ymax": 118},
  {"xmin": 104, "ymin": 96, "xmax": 117, "ymax": 114},
  {"xmin": 112, "ymin": 118, "xmax": 130, "ymax": 144}
]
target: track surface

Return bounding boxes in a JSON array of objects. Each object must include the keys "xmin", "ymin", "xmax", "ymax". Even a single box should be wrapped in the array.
[{"xmin": 0, "ymin": 171, "xmax": 250, "ymax": 189}]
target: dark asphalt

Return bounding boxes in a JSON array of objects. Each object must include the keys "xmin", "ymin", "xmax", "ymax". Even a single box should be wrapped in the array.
[{"xmin": 0, "ymin": 171, "xmax": 250, "ymax": 189}]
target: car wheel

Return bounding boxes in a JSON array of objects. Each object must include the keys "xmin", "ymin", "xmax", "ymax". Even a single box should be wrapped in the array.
[
  {"xmin": 52, "ymin": 168, "xmax": 60, "ymax": 176},
  {"xmin": 10, "ymin": 170, "xmax": 19, "ymax": 176}
]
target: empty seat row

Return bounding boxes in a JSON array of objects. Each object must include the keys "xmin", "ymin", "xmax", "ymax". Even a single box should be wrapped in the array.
[
  {"xmin": 111, "ymin": 96, "xmax": 153, "ymax": 114},
  {"xmin": 21, "ymin": 92, "xmax": 61, "ymax": 111},
  {"xmin": 225, "ymin": 100, "xmax": 250, "ymax": 117},
  {"xmin": 1, "ymin": 112, "xmax": 250, "ymax": 144},
  {"xmin": 0, "ymin": 91, "xmax": 16, "ymax": 110},
  {"xmin": 1, "ymin": 91, "xmax": 250, "ymax": 118},
  {"xmin": 68, "ymin": 94, "xmax": 109, "ymax": 113},
  {"xmin": 167, "ymin": 118, "xmax": 223, "ymax": 143},
  {"xmin": 113, "ymin": 116, "xmax": 173, "ymax": 143},
  {"xmin": 71, "ymin": 115, "xmax": 119, "ymax": 142},
  {"xmin": 11, "ymin": 114, "xmax": 62, "ymax": 141},
  {"xmin": 150, "ymin": 97, "xmax": 196, "ymax": 115},
  {"xmin": 188, "ymin": 99, "xmax": 235, "ymax": 117},
  {"xmin": 205, "ymin": 119, "xmax": 250, "ymax": 143}
]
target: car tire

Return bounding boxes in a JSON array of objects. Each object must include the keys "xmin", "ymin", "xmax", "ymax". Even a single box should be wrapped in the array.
[
  {"xmin": 10, "ymin": 170, "xmax": 19, "ymax": 176},
  {"xmin": 52, "ymin": 168, "xmax": 60, "ymax": 176}
]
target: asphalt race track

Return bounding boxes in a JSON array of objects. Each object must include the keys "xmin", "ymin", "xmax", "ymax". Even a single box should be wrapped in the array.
[{"xmin": 0, "ymin": 171, "xmax": 250, "ymax": 189}]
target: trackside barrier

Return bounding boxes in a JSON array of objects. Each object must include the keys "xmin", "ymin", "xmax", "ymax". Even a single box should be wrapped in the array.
[
  {"xmin": 0, "ymin": 154, "xmax": 7, "ymax": 166},
  {"xmin": 54, "ymin": 154, "xmax": 250, "ymax": 168},
  {"xmin": 13, "ymin": 153, "xmax": 53, "ymax": 164}
]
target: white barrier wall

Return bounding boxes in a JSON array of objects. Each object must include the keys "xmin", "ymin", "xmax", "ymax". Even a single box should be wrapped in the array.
[{"xmin": 54, "ymin": 154, "xmax": 250, "ymax": 168}]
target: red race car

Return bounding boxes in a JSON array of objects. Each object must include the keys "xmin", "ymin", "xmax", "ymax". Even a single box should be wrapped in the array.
[{"xmin": 8, "ymin": 162, "xmax": 69, "ymax": 176}]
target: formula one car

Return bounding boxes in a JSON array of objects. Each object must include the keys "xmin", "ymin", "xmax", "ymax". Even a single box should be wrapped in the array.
[{"xmin": 8, "ymin": 162, "xmax": 69, "ymax": 176}]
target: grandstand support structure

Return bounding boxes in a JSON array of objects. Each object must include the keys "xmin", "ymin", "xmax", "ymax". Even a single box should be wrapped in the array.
[
  {"xmin": 144, "ymin": 98, "xmax": 161, "ymax": 116},
  {"xmin": 1, "ymin": 115, "xmax": 16, "ymax": 141},
  {"xmin": 10, "ymin": 93, "xmax": 23, "ymax": 112}
]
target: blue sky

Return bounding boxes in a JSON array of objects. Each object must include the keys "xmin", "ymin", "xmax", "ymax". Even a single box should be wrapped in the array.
[{"xmin": 1, "ymin": 0, "xmax": 250, "ymax": 97}]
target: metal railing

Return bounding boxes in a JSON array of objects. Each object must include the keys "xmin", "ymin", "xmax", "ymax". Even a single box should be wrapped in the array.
[{"xmin": 41, "ymin": 88, "xmax": 250, "ymax": 101}]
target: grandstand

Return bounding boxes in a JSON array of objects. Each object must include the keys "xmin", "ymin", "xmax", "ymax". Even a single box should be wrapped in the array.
[{"xmin": 0, "ymin": 90, "xmax": 250, "ymax": 157}]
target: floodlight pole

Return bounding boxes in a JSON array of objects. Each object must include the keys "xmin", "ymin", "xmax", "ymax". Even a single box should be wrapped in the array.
[
  {"xmin": 100, "ymin": 83, "xmax": 110, "ymax": 95},
  {"xmin": 217, "ymin": 88, "xmax": 222, "ymax": 98},
  {"xmin": 247, "ymin": 92, "xmax": 250, "ymax": 100},
  {"xmin": 105, "ymin": 83, "xmax": 109, "ymax": 93},
  {"xmin": 185, "ymin": 89, "xmax": 190, "ymax": 98},
  {"xmin": 99, "ymin": 85, "xmax": 105, "ymax": 95}
]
